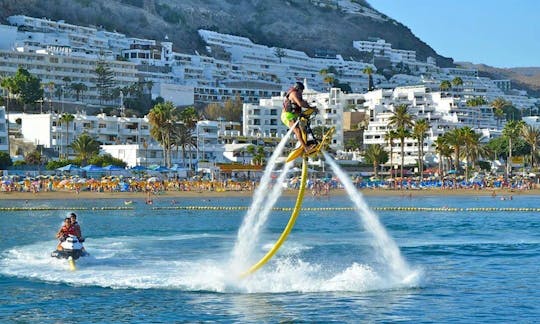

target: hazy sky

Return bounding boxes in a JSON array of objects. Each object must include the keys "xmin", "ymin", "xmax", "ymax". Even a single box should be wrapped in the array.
[{"xmin": 367, "ymin": 0, "xmax": 540, "ymax": 68}]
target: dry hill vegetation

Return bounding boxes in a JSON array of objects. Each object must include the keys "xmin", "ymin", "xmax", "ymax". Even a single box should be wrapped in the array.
[
  {"xmin": 3, "ymin": 0, "xmax": 538, "ymax": 95},
  {"xmin": 0, "ymin": 0, "xmax": 452, "ymax": 65}
]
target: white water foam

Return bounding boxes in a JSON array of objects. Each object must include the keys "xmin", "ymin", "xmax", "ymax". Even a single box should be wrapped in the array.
[
  {"xmin": 230, "ymin": 125, "xmax": 296, "ymax": 271},
  {"xmin": 323, "ymin": 152, "xmax": 420, "ymax": 285},
  {"xmin": 1, "ymin": 238, "xmax": 414, "ymax": 293}
]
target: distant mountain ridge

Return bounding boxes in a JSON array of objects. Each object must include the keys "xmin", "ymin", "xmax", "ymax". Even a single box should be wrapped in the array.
[
  {"xmin": 0, "ymin": 0, "xmax": 453, "ymax": 66},
  {"xmin": 457, "ymin": 62, "xmax": 540, "ymax": 97},
  {"xmin": 2, "ymin": 0, "xmax": 539, "ymax": 97}
]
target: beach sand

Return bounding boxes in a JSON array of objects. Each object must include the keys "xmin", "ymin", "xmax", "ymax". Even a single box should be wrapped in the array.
[{"xmin": 0, "ymin": 188, "xmax": 535, "ymax": 200}]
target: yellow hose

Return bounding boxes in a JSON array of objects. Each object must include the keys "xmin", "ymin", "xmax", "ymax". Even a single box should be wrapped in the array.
[
  {"xmin": 68, "ymin": 257, "xmax": 76, "ymax": 271},
  {"xmin": 240, "ymin": 157, "xmax": 309, "ymax": 277}
]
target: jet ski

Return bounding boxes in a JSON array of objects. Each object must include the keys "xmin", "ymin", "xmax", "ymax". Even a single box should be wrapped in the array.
[{"xmin": 51, "ymin": 235, "xmax": 88, "ymax": 261}]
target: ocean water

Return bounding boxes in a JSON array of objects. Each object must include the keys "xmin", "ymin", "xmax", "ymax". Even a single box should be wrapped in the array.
[{"xmin": 0, "ymin": 194, "xmax": 539, "ymax": 323}]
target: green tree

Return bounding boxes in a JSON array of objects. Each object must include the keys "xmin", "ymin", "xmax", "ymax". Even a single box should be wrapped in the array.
[
  {"xmin": 439, "ymin": 80, "xmax": 452, "ymax": 92},
  {"xmin": 364, "ymin": 144, "xmax": 388, "ymax": 177},
  {"xmin": 88, "ymin": 153, "xmax": 127, "ymax": 168},
  {"xmin": 466, "ymin": 97, "xmax": 488, "ymax": 107},
  {"xmin": 70, "ymin": 133, "xmax": 101, "ymax": 166},
  {"xmin": 460, "ymin": 127, "xmax": 481, "ymax": 181},
  {"xmin": 502, "ymin": 104, "xmax": 521, "ymax": 121},
  {"xmin": 1, "ymin": 75, "xmax": 17, "ymax": 112},
  {"xmin": 491, "ymin": 97, "xmax": 509, "ymax": 125},
  {"xmin": 0, "ymin": 151, "xmax": 13, "ymax": 169},
  {"xmin": 443, "ymin": 128, "xmax": 467, "ymax": 173},
  {"xmin": 179, "ymin": 106, "xmax": 199, "ymax": 129},
  {"xmin": 503, "ymin": 120, "xmax": 526, "ymax": 176},
  {"xmin": 412, "ymin": 119, "xmax": 430, "ymax": 179},
  {"xmin": 172, "ymin": 123, "xmax": 196, "ymax": 169},
  {"xmin": 384, "ymin": 130, "xmax": 397, "ymax": 169},
  {"xmin": 388, "ymin": 104, "xmax": 413, "ymax": 179},
  {"xmin": 148, "ymin": 101, "xmax": 178, "ymax": 167},
  {"xmin": 274, "ymin": 48, "xmax": 286, "ymax": 63},
  {"xmin": 362, "ymin": 66, "xmax": 374, "ymax": 91},
  {"xmin": 433, "ymin": 136, "xmax": 453, "ymax": 176},
  {"xmin": 10, "ymin": 68, "xmax": 44, "ymax": 112},
  {"xmin": 70, "ymin": 83, "xmax": 88, "ymax": 102},
  {"xmin": 94, "ymin": 60, "xmax": 115, "ymax": 104},
  {"xmin": 521, "ymin": 124, "xmax": 540, "ymax": 168},
  {"xmin": 24, "ymin": 149, "xmax": 46, "ymax": 168},
  {"xmin": 451, "ymin": 77, "xmax": 463, "ymax": 87}
]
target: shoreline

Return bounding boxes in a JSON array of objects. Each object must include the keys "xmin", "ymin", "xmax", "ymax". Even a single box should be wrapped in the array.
[{"xmin": 0, "ymin": 188, "xmax": 534, "ymax": 200}]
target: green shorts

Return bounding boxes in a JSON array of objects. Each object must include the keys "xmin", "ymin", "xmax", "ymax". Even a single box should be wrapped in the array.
[{"xmin": 281, "ymin": 111, "xmax": 298, "ymax": 126}]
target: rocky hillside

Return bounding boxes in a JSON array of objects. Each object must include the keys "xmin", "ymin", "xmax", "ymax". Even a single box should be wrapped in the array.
[{"xmin": 0, "ymin": 0, "xmax": 453, "ymax": 66}]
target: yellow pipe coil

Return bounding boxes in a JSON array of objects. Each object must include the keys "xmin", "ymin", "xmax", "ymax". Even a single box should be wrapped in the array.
[{"xmin": 241, "ymin": 157, "xmax": 309, "ymax": 277}]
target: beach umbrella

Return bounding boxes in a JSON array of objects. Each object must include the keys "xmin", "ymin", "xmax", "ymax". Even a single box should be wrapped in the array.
[
  {"xmin": 152, "ymin": 166, "xmax": 170, "ymax": 172},
  {"xmin": 56, "ymin": 164, "xmax": 81, "ymax": 172},
  {"xmin": 130, "ymin": 165, "xmax": 147, "ymax": 171},
  {"xmin": 103, "ymin": 165, "xmax": 124, "ymax": 171},
  {"xmin": 81, "ymin": 164, "xmax": 104, "ymax": 172}
]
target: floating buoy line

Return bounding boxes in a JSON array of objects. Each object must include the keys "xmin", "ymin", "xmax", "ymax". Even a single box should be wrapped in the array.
[{"xmin": 0, "ymin": 206, "xmax": 539, "ymax": 212}]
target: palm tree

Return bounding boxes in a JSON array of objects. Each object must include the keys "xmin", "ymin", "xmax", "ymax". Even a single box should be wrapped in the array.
[
  {"xmin": 148, "ymin": 101, "xmax": 179, "ymax": 167},
  {"xmin": 460, "ymin": 127, "xmax": 480, "ymax": 181},
  {"xmin": 384, "ymin": 130, "xmax": 397, "ymax": 170},
  {"xmin": 412, "ymin": 119, "xmax": 430, "ymax": 179},
  {"xmin": 1, "ymin": 76, "xmax": 17, "ymax": 155},
  {"xmin": 59, "ymin": 113, "xmax": 75, "ymax": 159},
  {"xmin": 70, "ymin": 83, "xmax": 88, "ymax": 102},
  {"xmin": 388, "ymin": 104, "xmax": 414, "ymax": 180},
  {"xmin": 521, "ymin": 124, "xmax": 540, "ymax": 169},
  {"xmin": 502, "ymin": 120, "xmax": 525, "ymax": 177},
  {"xmin": 364, "ymin": 144, "xmax": 388, "ymax": 177},
  {"xmin": 362, "ymin": 66, "xmax": 374, "ymax": 91},
  {"xmin": 433, "ymin": 136, "xmax": 453, "ymax": 176},
  {"xmin": 466, "ymin": 97, "xmax": 488, "ymax": 107},
  {"xmin": 451, "ymin": 77, "xmax": 463, "ymax": 87},
  {"xmin": 274, "ymin": 48, "xmax": 286, "ymax": 63},
  {"xmin": 439, "ymin": 80, "xmax": 452, "ymax": 92},
  {"xmin": 443, "ymin": 128, "xmax": 466, "ymax": 174},
  {"xmin": 70, "ymin": 133, "xmax": 100, "ymax": 166},
  {"xmin": 491, "ymin": 97, "xmax": 509, "ymax": 126},
  {"xmin": 172, "ymin": 123, "xmax": 196, "ymax": 169}
]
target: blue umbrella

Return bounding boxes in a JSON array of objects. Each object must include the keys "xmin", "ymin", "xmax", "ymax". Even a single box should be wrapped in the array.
[
  {"xmin": 152, "ymin": 166, "xmax": 170, "ymax": 172},
  {"xmin": 130, "ymin": 165, "xmax": 147, "ymax": 171},
  {"xmin": 102, "ymin": 165, "xmax": 124, "ymax": 171},
  {"xmin": 81, "ymin": 164, "xmax": 103, "ymax": 172},
  {"xmin": 56, "ymin": 164, "xmax": 81, "ymax": 172}
]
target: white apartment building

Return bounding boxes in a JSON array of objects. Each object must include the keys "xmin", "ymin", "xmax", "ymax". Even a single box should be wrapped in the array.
[
  {"xmin": 363, "ymin": 86, "xmax": 501, "ymax": 166},
  {"xmin": 353, "ymin": 38, "xmax": 417, "ymax": 64},
  {"xmin": 198, "ymin": 29, "xmax": 376, "ymax": 93},
  {"xmin": 428, "ymin": 72, "xmax": 538, "ymax": 111},
  {"xmin": 8, "ymin": 112, "xmax": 245, "ymax": 167},
  {"xmin": 0, "ymin": 107, "xmax": 9, "ymax": 153},
  {"xmin": 242, "ymin": 86, "xmax": 346, "ymax": 150},
  {"xmin": 8, "ymin": 112, "xmax": 152, "ymax": 154},
  {"xmin": 0, "ymin": 49, "xmax": 139, "ymax": 106}
]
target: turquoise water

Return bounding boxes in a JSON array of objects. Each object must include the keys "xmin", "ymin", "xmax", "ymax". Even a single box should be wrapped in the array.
[{"xmin": 0, "ymin": 194, "xmax": 539, "ymax": 322}]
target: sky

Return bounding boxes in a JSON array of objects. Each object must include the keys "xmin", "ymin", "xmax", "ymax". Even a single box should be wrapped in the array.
[{"xmin": 367, "ymin": 0, "xmax": 540, "ymax": 68}]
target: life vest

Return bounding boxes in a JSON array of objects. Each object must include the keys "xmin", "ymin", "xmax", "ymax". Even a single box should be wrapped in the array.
[
  {"xmin": 61, "ymin": 225, "xmax": 76, "ymax": 236},
  {"xmin": 283, "ymin": 88, "xmax": 302, "ymax": 114}
]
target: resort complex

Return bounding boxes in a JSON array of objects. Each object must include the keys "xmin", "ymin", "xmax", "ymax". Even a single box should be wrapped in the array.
[{"xmin": 0, "ymin": 14, "xmax": 538, "ymax": 181}]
